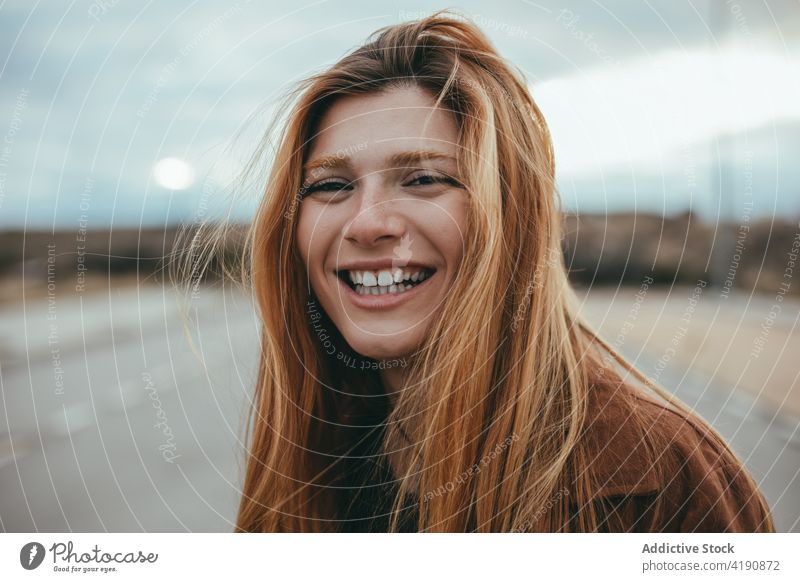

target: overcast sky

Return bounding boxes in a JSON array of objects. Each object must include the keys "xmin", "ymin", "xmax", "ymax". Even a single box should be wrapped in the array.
[{"xmin": 1, "ymin": 0, "xmax": 798, "ymax": 229}]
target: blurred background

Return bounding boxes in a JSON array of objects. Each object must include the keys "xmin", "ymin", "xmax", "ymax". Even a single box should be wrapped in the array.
[{"xmin": 0, "ymin": 0, "xmax": 798, "ymax": 532}]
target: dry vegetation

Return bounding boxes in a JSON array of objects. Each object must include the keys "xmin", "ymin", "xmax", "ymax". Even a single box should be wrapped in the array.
[{"xmin": 1, "ymin": 212, "xmax": 797, "ymax": 303}]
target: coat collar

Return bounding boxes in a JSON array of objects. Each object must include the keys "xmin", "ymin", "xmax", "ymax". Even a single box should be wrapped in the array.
[{"xmin": 580, "ymin": 379, "xmax": 667, "ymax": 497}]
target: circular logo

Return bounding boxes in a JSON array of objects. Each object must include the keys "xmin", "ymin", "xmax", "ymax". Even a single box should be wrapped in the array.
[{"xmin": 20, "ymin": 542, "xmax": 46, "ymax": 570}]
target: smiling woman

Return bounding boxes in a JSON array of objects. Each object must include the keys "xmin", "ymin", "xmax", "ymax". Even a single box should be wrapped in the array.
[
  {"xmin": 296, "ymin": 85, "xmax": 468, "ymax": 369},
  {"xmin": 184, "ymin": 10, "xmax": 776, "ymax": 532}
]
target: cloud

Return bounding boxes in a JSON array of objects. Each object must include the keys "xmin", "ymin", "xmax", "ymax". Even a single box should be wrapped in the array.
[
  {"xmin": 534, "ymin": 45, "xmax": 800, "ymax": 175},
  {"xmin": 1, "ymin": 0, "xmax": 799, "ymax": 227}
]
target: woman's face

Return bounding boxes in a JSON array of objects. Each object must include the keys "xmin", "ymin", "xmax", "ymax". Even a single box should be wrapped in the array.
[{"xmin": 296, "ymin": 85, "xmax": 469, "ymax": 362}]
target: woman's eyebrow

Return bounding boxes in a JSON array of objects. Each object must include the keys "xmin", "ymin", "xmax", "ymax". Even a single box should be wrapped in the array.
[
  {"xmin": 302, "ymin": 149, "xmax": 456, "ymax": 176},
  {"xmin": 387, "ymin": 149, "xmax": 457, "ymax": 167},
  {"xmin": 302, "ymin": 155, "xmax": 351, "ymax": 176}
]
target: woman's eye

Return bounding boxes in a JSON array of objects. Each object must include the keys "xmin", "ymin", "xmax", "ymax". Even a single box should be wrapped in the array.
[
  {"xmin": 405, "ymin": 172, "xmax": 462, "ymax": 189},
  {"xmin": 302, "ymin": 179, "xmax": 352, "ymax": 198}
]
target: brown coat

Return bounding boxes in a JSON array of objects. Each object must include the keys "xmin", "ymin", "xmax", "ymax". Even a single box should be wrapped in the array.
[{"xmin": 576, "ymin": 379, "xmax": 775, "ymax": 532}]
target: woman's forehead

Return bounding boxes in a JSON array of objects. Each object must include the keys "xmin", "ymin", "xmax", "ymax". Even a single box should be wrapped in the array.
[{"xmin": 306, "ymin": 86, "xmax": 459, "ymax": 167}]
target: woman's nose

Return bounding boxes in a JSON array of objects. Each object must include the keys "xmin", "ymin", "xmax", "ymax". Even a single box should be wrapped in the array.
[{"xmin": 343, "ymin": 186, "xmax": 406, "ymax": 248}]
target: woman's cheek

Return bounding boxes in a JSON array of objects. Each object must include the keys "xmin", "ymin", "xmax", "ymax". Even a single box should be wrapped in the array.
[
  {"xmin": 295, "ymin": 209, "xmax": 320, "ymax": 271},
  {"xmin": 422, "ymin": 198, "xmax": 468, "ymax": 265},
  {"xmin": 295, "ymin": 208, "xmax": 336, "ymax": 296}
]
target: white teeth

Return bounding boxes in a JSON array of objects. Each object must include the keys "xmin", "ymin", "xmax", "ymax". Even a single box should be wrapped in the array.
[
  {"xmin": 377, "ymin": 270, "xmax": 393, "ymax": 286},
  {"xmin": 344, "ymin": 267, "xmax": 434, "ymax": 296},
  {"xmin": 353, "ymin": 281, "xmax": 420, "ymax": 296}
]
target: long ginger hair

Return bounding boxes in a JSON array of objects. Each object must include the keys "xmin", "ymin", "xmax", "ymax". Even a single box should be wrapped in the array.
[{"xmin": 184, "ymin": 11, "xmax": 774, "ymax": 532}]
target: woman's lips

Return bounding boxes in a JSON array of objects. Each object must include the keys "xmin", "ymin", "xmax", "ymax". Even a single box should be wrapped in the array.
[{"xmin": 335, "ymin": 270, "xmax": 436, "ymax": 310}]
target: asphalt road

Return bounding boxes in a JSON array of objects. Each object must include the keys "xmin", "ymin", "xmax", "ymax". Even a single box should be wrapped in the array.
[
  {"xmin": 0, "ymin": 284, "xmax": 259, "ymax": 532},
  {"xmin": 0, "ymin": 285, "xmax": 797, "ymax": 531}
]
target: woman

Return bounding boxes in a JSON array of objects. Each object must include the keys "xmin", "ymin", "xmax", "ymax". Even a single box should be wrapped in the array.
[{"xmin": 218, "ymin": 12, "xmax": 774, "ymax": 532}]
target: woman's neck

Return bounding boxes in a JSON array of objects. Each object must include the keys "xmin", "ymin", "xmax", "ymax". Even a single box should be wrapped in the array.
[
  {"xmin": 378, "ymin": 363, "xmax": 415, "ymax": 479},
  {"xmin": 379, "ymin": 364, "xmax": 407, "ymax": 406}
]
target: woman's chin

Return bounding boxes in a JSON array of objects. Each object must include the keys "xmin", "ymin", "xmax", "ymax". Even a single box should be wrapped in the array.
[{"xmin": 346, "ymin": 333, "xmax": 418, "ymax": 363}]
